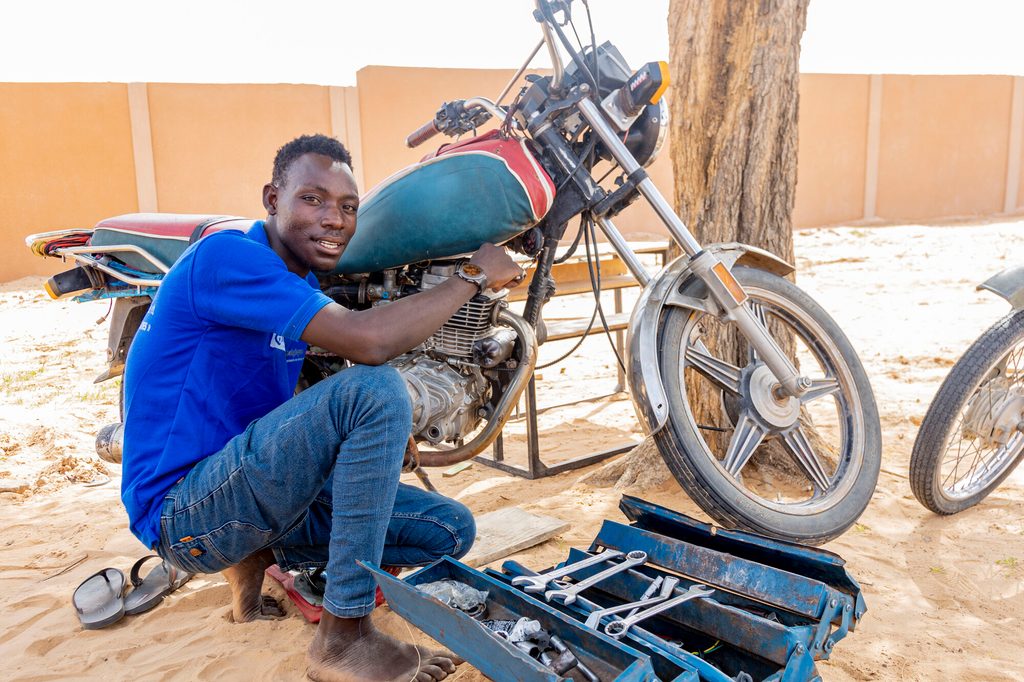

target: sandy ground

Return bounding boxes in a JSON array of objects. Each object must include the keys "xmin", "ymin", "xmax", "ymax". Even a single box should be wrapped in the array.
[{"xmin": 1, "ymin": 220, "xmax": 1023, "ymax": 681}]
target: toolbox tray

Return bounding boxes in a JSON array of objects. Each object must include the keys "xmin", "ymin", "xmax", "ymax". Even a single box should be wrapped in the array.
[
  {"xmin": 367, "ymin": 557, "xmax": 687, "ymax": 681},
  {"xmin": 368, "ymin": 496, "xmax": 867, "ymax": 682}
]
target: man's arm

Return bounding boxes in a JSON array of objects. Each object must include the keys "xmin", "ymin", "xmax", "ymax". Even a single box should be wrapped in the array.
[{"xmin": 301, "ymin": 244, "xmax": 523, "ymax": 365}]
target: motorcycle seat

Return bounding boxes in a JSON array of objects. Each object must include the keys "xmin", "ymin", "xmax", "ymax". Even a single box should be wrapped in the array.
[{"xmin": 89, "ymin": 213, "xmax": 255, "ymax": 273}]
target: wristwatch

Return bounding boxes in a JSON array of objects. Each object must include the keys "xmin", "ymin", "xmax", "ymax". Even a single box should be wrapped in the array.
[{"xmin": 454, "ymin": 263, "xmax": 488, "ymax": 294}]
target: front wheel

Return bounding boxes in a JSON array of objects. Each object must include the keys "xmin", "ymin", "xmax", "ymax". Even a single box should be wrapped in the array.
[
  {"xmin": 655, "ymin": 267, "xmax": 881, "ymax": 545},
  {"xmin": 910, "ymin": 309, "xmax": 1024, "ymax": 514}
]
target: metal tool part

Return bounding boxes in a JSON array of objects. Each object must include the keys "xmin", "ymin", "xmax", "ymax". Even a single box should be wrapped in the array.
[
  {"xmin": 550, "ymin": 636, "xmax": 600, "ymax": 682},
  {"xmin": 604, "ymin": 583, "xmax": 715, "ymax": 640},
  {"xmin": 583, "ymin": 576, "xmax": 678, "ymax": 629},
  {"xmin": 544, "ymin": 550, "xmax": 648, "ymax": 605},
  {"xmin": 539, "ymin": 649, "xmax": 578, "ymax": 675},
  {"xmin": 510, "ymin": 549, "xmax": 624, "ymax": 593}
]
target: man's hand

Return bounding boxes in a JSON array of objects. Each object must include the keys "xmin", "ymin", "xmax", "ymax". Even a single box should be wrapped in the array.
[{"xmin": 468, "ymin": 243, "xmax": 526, "ymax": 291}]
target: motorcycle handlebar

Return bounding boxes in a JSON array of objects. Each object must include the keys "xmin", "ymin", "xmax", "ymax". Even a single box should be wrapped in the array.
[{"xmin": 406, "ymin": 120, "xmax": 441, "ymax": 148}]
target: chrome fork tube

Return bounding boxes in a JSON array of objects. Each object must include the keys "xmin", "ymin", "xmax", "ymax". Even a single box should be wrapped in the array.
[
  {"xmin": 577, "ymin": 96, "xmax": 808, "ymax": 397},
  {"xmin": 596, "ymin": 216, "xmax": 651, "ymax": 286},
  {"xmin": 577, "ymin": 97, "xmax": 702, "ymax": 256}
]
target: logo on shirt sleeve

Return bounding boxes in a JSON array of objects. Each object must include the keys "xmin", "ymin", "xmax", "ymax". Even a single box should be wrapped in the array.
[{"xmin": 269, "ymin": 334, "xmax": 287, "ymax": 352}]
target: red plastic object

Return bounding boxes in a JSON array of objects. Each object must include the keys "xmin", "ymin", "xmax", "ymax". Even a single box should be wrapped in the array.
[{"xmin": 265, "ymin": 564, "xmax": 403, "ymax": 623}]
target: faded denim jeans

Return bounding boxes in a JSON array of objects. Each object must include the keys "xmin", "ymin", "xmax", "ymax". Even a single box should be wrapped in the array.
[{"xmin": 154, "ymin": 364, "xmax": 476, "ymax": 618}]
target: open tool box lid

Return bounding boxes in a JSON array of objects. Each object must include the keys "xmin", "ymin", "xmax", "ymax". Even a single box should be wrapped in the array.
[{"xmin": 369, "ymin": 496, "xmax": 866, "ymax": 682}]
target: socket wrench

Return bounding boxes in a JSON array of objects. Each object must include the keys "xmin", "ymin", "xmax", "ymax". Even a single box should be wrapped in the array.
[
  {"xmin": 583, "ymin": 576, "xmax": 679, "ymax": 629},
  {"xmin": 604, "ymin": 583, "xmax": 715, "ymax": 639},
  {"xmin": 545, "ymin": 550, "xmax": 648, "ymax": 605},
  {"xmin": 510, "ymin": 549, "xmax": 624, "ymax": 593}
]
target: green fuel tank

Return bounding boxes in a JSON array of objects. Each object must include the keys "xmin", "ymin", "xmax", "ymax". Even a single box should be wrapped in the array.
[{"xmin": 332, "ymin": 132, "xmax": 555, "ymax": 275}]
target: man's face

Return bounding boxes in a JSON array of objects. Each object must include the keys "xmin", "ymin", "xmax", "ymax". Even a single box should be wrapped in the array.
[{"xmin": 263, "ymin": 152, "xmax": 359, "ymax": 275}]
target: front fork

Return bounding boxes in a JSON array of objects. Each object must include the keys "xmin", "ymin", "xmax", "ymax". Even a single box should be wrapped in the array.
[
  {"xmin": 686, "ymin": 251, "xmax": 810, "ymax": 398},
  {"xmin": 561, "ymin": 94, "xmax": 810, "ymax": 399}
]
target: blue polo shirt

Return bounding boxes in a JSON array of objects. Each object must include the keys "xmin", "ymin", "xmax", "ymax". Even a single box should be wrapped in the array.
[{"xmin": 121, "ymin": 221, "xmax": 333, "ymax": 548}]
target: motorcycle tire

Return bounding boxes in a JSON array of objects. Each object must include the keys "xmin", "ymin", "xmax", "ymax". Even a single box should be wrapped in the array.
[
  {"xmin": 909, "ymin": 308, "xmax": 1024, "ymax": 515},
  {"xmin": 655, "ymin": 266, "xmax": 881, "ymax": 545}
]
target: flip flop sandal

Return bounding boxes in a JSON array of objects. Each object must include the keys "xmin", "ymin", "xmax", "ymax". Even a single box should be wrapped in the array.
[
  {"xmin": 73, "ymin": 567, "xmax": 127, "ymax": 630},
  {"xmin": 123, "ymin": 555, "xmax": 193, "ymax": 616}
]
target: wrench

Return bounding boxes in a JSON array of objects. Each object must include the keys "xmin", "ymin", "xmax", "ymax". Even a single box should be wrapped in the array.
[
  {"xmin": 603, "ymin": 583, "xmax": 715, "ymax": 640},
  {"xmin": 510, "ymin": 549, "xmax": 624, "ymax": 593},
  {"xmin": 544, "ymin": 550, "xmax": 648, "ymax": 605},
  {"xmin": 583, "ymin": 576, "xmax": 678, "ymax": 629}
]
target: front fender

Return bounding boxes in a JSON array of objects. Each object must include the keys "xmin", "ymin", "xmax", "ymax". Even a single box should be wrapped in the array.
[
  {"xmin": 978, "ymin": 265, "xmax": 1024, "ymax": 310},
  {"xmin": 625, "ymin": 242, "xmax": 795, "ymax": 436}
]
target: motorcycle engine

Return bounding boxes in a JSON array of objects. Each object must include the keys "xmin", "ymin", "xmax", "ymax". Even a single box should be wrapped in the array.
[{"xmin": 387, "ymin": 263, "xmax": 517, "ymax": 445}]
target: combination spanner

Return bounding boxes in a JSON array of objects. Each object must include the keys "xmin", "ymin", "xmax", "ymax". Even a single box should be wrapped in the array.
[
  {"xmin": 510, "ymin": 549, "xmax": 624, "ymax": 593},
  {"xmin": 603, "ymin": 583, "xmax": 715, "ymax": 639},
  {"xmin": 544, "ymin": 550, "xmax": 648, "ymax": 605},
  {"xmin": 583, "ymin": 576, "xmax": 679, "ymax": 629}
]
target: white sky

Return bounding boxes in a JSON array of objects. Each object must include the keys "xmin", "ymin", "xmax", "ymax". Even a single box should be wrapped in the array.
[{"xmin": 2, "ymin": 0, "xmax": 1023, "ymax": 85}]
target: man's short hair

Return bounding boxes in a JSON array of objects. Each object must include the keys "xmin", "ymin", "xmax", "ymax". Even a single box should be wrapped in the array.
[{"xmin": 272, "ymin": 134, "xmax": 353, "ymax": 188}]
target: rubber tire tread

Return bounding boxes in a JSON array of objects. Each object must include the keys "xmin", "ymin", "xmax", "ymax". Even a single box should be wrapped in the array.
[
  {"xmin": 654, "ymin": 267, "xmax": 881, "ymax": 546},
  {"xmin": 909, "ymin": 308, "xmax": 1024, "ymax": 514}
]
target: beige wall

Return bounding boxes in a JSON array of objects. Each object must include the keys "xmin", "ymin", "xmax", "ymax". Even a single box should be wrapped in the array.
[
  {"xmin": 793, "ymin": 74, "xmax": 871, "ymax": 227},
  {"xmin": 877, "ymin": 76, "xmax": 1013, "ymax": 220},
  {"xmin": 0, "ymin": 83, "xmax": 138, "ymax": 280},
  {"xmin": 147, "ymin": 83, "xmax": 334, "ymax": 216},
  {"xmin": 4, "ymin": 71, "xmax": 1024, "ymax": 282}
]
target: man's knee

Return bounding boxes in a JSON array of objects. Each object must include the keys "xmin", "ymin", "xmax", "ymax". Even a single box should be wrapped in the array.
[
  {"xmin": 442, "ymin": 499, "xmax": 476, "ymax": 561},
  {"xmin": 329, "ymin": 364, "xmax": 412, "ymax": 424}
]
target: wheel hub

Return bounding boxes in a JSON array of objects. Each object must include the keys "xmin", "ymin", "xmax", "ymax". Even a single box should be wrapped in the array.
[
  {"xmin": 962, "ymin": 377, "xmax": 1024, "ymax": 447},
  {"xmin": 747, "ymin": 364, "xmax": 801, "ymax": 429}
]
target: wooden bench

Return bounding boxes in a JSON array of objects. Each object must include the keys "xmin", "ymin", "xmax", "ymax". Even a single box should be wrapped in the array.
[{"xmin": 475, "ymin": 241, "xmax": 669, "ymax": 479}]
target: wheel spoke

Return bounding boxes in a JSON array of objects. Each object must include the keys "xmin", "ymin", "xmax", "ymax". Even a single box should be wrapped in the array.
[
  {"xmin": 722, "ymin": 412, "xmax": 768, "ymax": 476},
  {"xmin": 801, "ymin": 377, "xmax": 841, "ymax": 404},
  {"xmin": 746, "ymin": 301, "xmax": 769, "ymax": 365},
  {"xmin": 781, "ymin": 425, "xmax": 833, "ymax": 492},
  {"xmin": 686, "ymin": 340, "xmax": 743, "ymax": 395}
]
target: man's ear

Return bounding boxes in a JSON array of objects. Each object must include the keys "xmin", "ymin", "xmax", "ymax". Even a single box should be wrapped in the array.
[{"xmin": 262, "ymin": 183, "xmax": 278, "ymax": 214}]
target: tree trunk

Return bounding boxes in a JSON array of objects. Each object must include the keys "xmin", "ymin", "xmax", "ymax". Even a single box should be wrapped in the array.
[
  {"xmin": 590, "ymin": 0, "xmax": 810, "ymax": 490},
  {"xmin": 668, "ymin": 0, "xmax": 806, "ymax": 257}
]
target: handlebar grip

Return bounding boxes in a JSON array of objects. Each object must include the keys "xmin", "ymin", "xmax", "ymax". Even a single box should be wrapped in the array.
[{"xmin": 406, "ymin": 120, "xmax": 441, "ymax": 148}]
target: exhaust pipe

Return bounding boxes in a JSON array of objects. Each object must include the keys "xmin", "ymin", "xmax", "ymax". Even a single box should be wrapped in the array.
[{"xmin": 95, "ymin": 423, "xmax": 123, "ymax": 464}]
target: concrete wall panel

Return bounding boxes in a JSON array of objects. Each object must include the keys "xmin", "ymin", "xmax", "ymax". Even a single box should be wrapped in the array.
[
  {"xmin": 0, "ymin": 83, "xmax": 137, "ymax": 281},
  {"xmin": 793, "ymin": 74, "xmax": 871, "ymax": 228},
  {"xmin": 147, "ymin": 84, "xmax": 332, "ymax": 216},
  {"xmin": 877, "ymin": 75, "xmax": 1013, "ymax": 221}
]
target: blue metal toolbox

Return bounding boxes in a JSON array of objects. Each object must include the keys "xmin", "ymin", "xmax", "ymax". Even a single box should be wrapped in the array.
[{"xmin": 368, "ymin": 496, "xmax": 866, "ymax": 682}]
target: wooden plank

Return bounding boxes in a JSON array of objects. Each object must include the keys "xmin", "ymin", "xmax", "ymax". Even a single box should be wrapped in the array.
[
  {"xmin": 507, "ymin": 274, "xmax": 638, "ymax": 301},
  {"xmin": 544, "ymin": 311, "xmax": 631, "ymax": 341},
  {"xmin": 460, "ymin": 507, "xmax": 571, "ymax": 568}
]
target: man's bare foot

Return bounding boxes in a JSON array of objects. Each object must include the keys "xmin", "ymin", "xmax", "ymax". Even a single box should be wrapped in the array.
[
  {"xmin": 222, "ymin": 549, "xmax": 285, "ymax": 622},
  {"xmin": 306, "ymin": 612, "xmax": 460, "ymax": 682}
]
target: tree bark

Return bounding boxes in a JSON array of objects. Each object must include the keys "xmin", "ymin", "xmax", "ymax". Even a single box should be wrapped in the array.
[
  {"xmin": 590, "ymin": 0, "xmax": 810, "ymax": 490},
  {"xmin": 668, "ymin": 0, "xmax": 807, "ymax": 257}
]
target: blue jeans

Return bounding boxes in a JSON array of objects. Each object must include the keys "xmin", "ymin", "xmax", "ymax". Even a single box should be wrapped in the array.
[{"xmin": 154, "ymin": 365, "xmax": 476, "ymax": 618}]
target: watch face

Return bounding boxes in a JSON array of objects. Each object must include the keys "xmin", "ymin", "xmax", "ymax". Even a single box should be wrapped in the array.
[{"xmin": 462, "ymin": 263, "xmax": 483, "ymax": 277}]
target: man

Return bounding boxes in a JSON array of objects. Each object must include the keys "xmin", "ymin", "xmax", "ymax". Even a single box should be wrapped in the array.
[{"xmin": 121, "ymin": 134, "xmax": 524, "ymax": 682}]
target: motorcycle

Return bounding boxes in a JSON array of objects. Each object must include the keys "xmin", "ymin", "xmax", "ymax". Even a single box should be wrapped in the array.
[
  {"xmin": 910, "ymin": 266, "xmax": 1024, "ymax": 514},
  {"xmin": 25, "ymin": 0, "xmax": 880, "ymax": 545}
]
